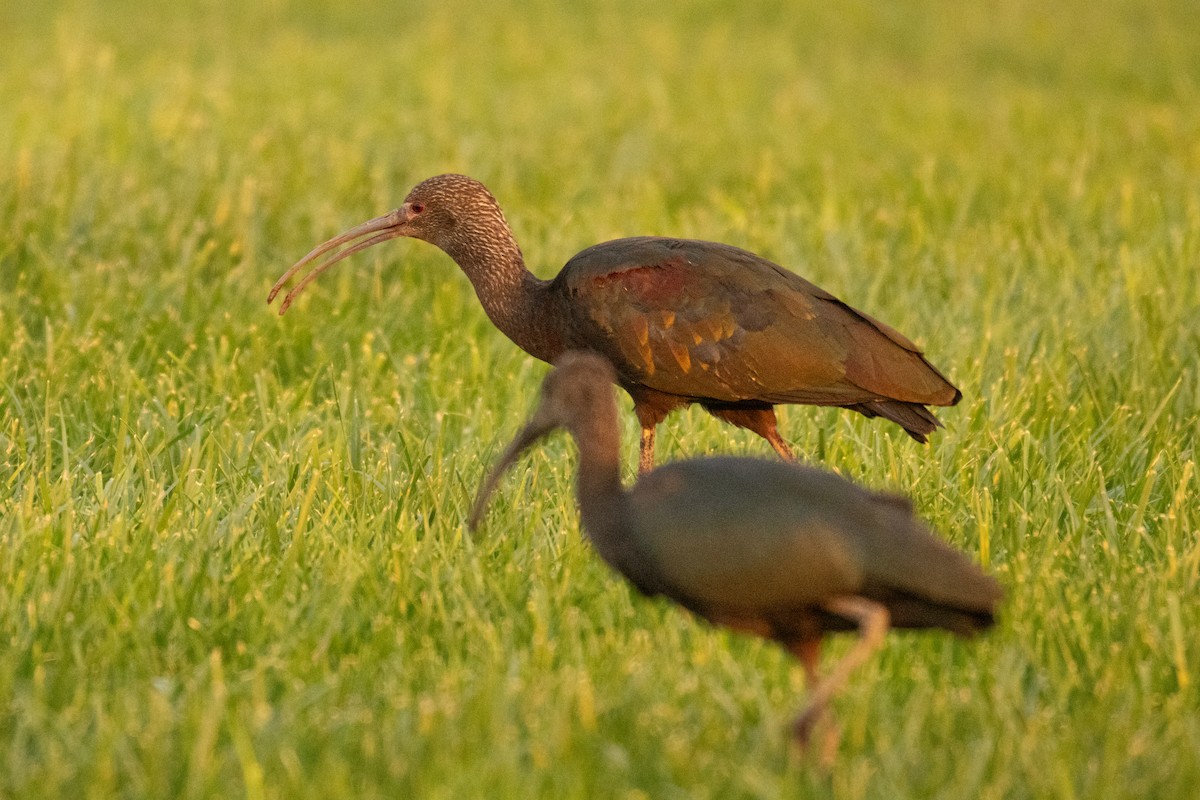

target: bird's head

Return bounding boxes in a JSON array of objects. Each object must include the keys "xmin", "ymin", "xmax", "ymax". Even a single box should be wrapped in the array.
[
  {"xmin": 469, "ymin": 351, "xmax": 617, "ymax": 530},
  {"xmin": 268, "ymin": 174, "xmax": 507, "ymax": 313}
]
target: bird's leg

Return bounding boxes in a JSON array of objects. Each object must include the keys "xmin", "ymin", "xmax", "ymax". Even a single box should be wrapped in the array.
[
  {"xmin": 792, "ymin": 638, "xmax": 821, "ymax": 688},
  {"xmin": 787, "ymin": 638, "xmax": 839, "ymax": 761},
  {"xmin": 638, "ymin": 426, "xmax": 656, "ymax": 474},
  {"xmin": 707, "ymin": 407, "xmax": 797, "ymax": 463},
  {"xmin": 791, "ymin": 597, "xmax": 889, "ymax": 748},
  {"xmin": 762, "ymin": 427, "xmax": 797, "ymax": 462},
  {"xmin": 631, "ymin": 392, "xmax": 680, "ymax": 474}
]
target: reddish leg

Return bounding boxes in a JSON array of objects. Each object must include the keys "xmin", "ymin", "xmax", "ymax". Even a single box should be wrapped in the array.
[
  {"xmin": 791, "ymin": 597, "xmax": 889, "ymax": 753},
  {"xmin": 632, "ymin": 393, "xmax": 676, "ymax": 475},
  {"xmin": 638, "ymin": 426, "xmax": 656, "ymax": 474},
  {"xmin": 708, "ymin": 407, "xmax": 796, "ymax": 462},
  {"xmin": 789, "ymin": 638, "xmax": 839, "ymax": 760}
]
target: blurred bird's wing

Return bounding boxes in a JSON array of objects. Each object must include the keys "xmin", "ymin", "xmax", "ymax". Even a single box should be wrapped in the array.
[
  {"xmin": 622, "ymin": 459, "xmax": 871, "ymax": 609},
  {"xmin": 850, "ymin": 487, "xmax": 1003, "ymax": 618},
  {"xmin": 623, "ymin": 458, "xmax": 1000, "ymax": 627}
]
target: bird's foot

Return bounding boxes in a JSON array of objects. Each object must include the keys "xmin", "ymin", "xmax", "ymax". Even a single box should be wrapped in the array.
[{"xmin": 790, "ymin": 707, "xmax": 840, "ymax": 766}]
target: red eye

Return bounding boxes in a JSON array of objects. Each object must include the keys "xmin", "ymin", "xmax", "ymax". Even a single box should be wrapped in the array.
[{"xmin": 410, "ymin": 202, "xmax": 425, "ymax": 214}]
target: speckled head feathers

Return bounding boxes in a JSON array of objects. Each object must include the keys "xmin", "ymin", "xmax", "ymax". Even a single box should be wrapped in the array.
[
  {"xmin": 268, "ymin": 173, "xmax": 524, "ymax": 314},
  {"xmin": 399, "ymin": 174, "xmax": 520, "ymax": 266},
  {"xmin": 405, "ymin": 173, "xmax": 496, "ymax": 206}
]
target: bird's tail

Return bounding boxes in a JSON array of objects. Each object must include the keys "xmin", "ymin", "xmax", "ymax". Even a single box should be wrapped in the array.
[
  {"xmin": 848, "ymin": 400, "xmax": 944, "ymax": 443},
  {"xmin": 861, "ymin": 589, "xmax": 996, "ymax": 636},
  {"xmin": 799, "ymin": 590, "xmax": 995, "ymax": 638}
]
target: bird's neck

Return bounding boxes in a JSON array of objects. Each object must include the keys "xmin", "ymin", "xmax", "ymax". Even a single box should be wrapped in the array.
[
  {"xmin": 440, "ymin": 227, "xmax": 566, "ymax": 363},
  {"xmin": 569, "ymin": 407, "xmax": 639, "ymax": 581}
]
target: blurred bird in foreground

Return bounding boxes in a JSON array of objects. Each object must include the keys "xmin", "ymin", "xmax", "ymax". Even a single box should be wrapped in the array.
[{"xmin": 471, "ymin": 351, "xmax": 1000, "ymax": 753}]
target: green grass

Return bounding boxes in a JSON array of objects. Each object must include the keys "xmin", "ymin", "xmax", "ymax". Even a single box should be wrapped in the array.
[{"xmin": 2, "ymin": 0, "xmax": 1198, "ymax": 796}]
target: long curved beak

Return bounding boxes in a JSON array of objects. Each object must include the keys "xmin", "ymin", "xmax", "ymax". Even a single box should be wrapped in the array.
[
  {"xmin": 268, "ymin": 205, "xmax": 413, "ymax": 314},
  {"xmin": 468, "ymin": 409, "xmax": 560, "ymax": 531}
]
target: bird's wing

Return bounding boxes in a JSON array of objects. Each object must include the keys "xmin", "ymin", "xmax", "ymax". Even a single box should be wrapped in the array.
[
  {"xmin": 623, "ymin": 459, "xmax": 871, "ymax": 610},
  {"xmin": 558, "ymin": 237, "xmax": 957, "ymax": 406},
  {"xmin": 623, "ymin": 458, "xmax": 999, "ymax": 620},
  {"xmin": 852, "ymin": 489, "xmax": 1003, "ymax": 615}
]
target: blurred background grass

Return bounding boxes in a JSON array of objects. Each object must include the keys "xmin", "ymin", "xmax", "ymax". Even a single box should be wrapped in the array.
[{"xmin": 1, "ymin": 1, "xmax": 1198, "ymax": 797}]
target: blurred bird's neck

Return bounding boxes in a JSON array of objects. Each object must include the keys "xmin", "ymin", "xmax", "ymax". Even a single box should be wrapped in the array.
[
  {"xmin": 441, "ymin": 226, "xmax": 566, "ymax": 363},
  {"xmin": 570, "ymin": 405, "xmax": 628, "ymax": 568}
]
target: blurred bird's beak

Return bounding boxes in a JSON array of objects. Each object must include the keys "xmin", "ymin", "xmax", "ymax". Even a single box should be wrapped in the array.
[
  {"xmin": 468, "ymin": 407, "xmax": 560, "ymax": 531},
  {"xmin": 268, "ymin": 204, "xmax": 416, "ymax": 314}
]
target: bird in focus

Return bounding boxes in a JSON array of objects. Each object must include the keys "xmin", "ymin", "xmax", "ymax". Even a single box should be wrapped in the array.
[
  {"xmin": 469, "ymin": 351, "xmax": 1001, "ymax": 752},
  {"xmin": 270, "ymin": 174, "xmax": 961, "ymax": 472}
]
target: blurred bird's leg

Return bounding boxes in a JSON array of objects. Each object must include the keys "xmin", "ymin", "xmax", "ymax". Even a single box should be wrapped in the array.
[
  {"xmin": 788, "ymin": 638, "xmax": 839, "ymax": 762},
  {"xmin": 638, "ymin": 427, "xmax": 656, "ymax": 474},
  {"xmin": 791, "ymin": 598, "xmax": 889, "ymax": 752},
  {"xmin": 792, "ymin": 638, "xmax": 822, "ymax": 689}
]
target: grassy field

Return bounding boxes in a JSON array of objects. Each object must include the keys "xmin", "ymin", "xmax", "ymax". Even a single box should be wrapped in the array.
[{"xmin": 2, "ymin": 0, "xmax": 1198, "ymax": 796}]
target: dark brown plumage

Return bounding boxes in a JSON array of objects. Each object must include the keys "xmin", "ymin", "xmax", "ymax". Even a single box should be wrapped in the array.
[
  {"xmin": 470, "ymin": 352, "xmax": 1001, "ymax": 751},
  {"xmin": 270, "ymin": 174, "xmax": 961, "ymax": 472}
]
